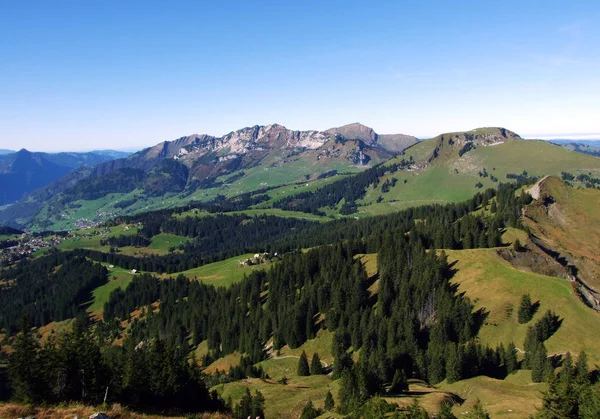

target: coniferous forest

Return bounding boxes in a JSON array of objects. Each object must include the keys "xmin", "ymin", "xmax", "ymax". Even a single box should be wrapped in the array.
[{"xmin": 2, "ymin": 180, "xmax": 600, "ymax": 417}]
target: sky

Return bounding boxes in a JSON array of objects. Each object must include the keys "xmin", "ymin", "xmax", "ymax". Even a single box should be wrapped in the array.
[{"xmin": 1, "ymin": 0, "xmax": 599, "ymax": 152}]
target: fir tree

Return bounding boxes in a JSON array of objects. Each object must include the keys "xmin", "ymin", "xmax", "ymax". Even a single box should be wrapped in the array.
[
  {"xmin": 234, "ymin": 388, "xmax": 253, "ymax": 419},
  {"xmin": 531, "ymin": 342, "xmax": 550, "ymax": 383},
  {"xmin": 297, "ymin": 351, "xmax": 310, "ymax": 376},
  {"xmin": 518, "ymin": 294, "xmax": 534, "ymax": 324},
  {"xmin": 445, "ymin": 343, "xmax": 462, "ymax": 383},
  {"xmin": 466, "ymin": 400, "xmax": 491, "ymax": 418},
  {"xmin": 388, "ymin": 369, "xmax": 408, "ymax": 394},
  {"xmin": 405, "ymin": 399, "xmax": 429, "ymax": 419},
  {"xmin": 575, "ymin": 351, "xmax": 590, "ymax": 385},
  {"xmin": 438, "ymin": 401, "xmax": 458, "ymax": 419},
  {"xmin": 505, "ymin": 342, "xmax": 518, "ymax": 374},
  {"xmin": 8, "ymin": 319, "xmax": 41, "ymax": 403},
  {"xmin": 324, "ymin": 390, "xmax": 335, "ymax": 411},
  {"xmin": 251, "ymin": 390, "xmax": 265, "ymax": 419},
  {"xmin": 338, "ymin": 368, "xmax": 361, "ymax": 414},
  {"xmin": 300, "ymin": 400, "xmax": 319, "ymax": 419},
  {"xmin": 310, "ymin": 352, "xmax": 324, "ymax": 375}
]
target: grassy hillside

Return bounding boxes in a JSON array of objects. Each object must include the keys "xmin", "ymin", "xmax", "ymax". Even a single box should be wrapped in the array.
[
  {"xmin": 87, "ymin": 264, "xmax": 135, "ymax": 316},
  {"xmin": 523, "ymin": 176, "xmax": 600, "ymax": 291},
  {"xmin": 166, "ymin": 253, "xmax": 272, "ymax": 288},
  {"xmin": 445, "ymin": 248, "xmax": 600, "ymax": 364},
  {"xmin": 357, "ymin": 138, "xmax": 600, "ymax": 216},
  {"xmin": 439, "ymin": 370, "xmax": 546, "ymax": 418},
  {"xmin": 210, "ymin": 244, "xmax": 600, "ymax": 416}
]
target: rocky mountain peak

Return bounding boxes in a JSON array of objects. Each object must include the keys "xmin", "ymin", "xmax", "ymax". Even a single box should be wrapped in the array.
[{"xmin": 324, "ymin": 123, "xmax": 377, "ymax": 145}]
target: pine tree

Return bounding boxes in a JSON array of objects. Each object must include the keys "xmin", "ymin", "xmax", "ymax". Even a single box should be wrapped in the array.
[
  {"xmin": 405, "ymin": 399, "xmax": 429, "ymax": 418},
  {"xmin": 234, "ymin": 388, "xmax": 253, "ymax": 419},
  {"xmin": 505, "ymin": 342, "xmax": 518, "ymax": 374},
  {"xmin": 310, "ymin": 352, "xmax": 323, "ymax": 375},
  {"xmin": 297, "ymin": 351, "xmax": 310, "ymax": 376},
  {"xmin": 389, "ymin": 369, "xmax": 408, "ymax": 394},
  {"xmin": 531, "ymin": 342, "xmax": 549, "ymax": 383},
  {"xmin": 575, "ymin": 351, "xmax": 590, "ymax": 385},
  {"xmin": 8, "ymin": 318, "xmax": 41, "ymax": 403},
  {"xmin": 517, "ymin": 294, "xmax": 534, "ymax": 323},
  {"xmin": 300, "ymin": 400, "xmax": 319, "ymax": 419},
  {"xmin": 251, "ymin": 390, "xmax": 265, "ymax": 419},
  {"xmin": 445, "ymin": 343, "xmax": 462, "ymax": 383},
  {"xmin": 438, "ymin": 401, "xmax": 458, "ymax": 419},
  {"xmin": 324, "ymin": 390, "xmax": 335, "ymax": 411},
  {"xmin": 338, "ymin": 368, "xmax": 361, "ymax": 414},
  {"xmin": 466, "ymin": 400, "xmax": 491, "ymax": 418}
]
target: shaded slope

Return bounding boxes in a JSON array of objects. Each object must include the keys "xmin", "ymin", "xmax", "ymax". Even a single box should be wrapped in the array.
[{"xmin": 523, "ymin": 176, "xmax": 600, "ymax": 296}]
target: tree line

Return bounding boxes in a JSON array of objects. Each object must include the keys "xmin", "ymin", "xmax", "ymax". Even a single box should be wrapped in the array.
[{"xmin": 0, "ymin": 251, "xmax": 107, "ymax": 332}]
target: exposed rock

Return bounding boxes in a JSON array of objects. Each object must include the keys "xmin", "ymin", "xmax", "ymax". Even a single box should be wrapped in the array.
[{"xmin": 89, "ymin": 412, "xmax": 110, "ymax": 419}]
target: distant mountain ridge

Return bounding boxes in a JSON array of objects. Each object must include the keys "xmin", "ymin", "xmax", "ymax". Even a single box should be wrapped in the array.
[
  {"xmin": 0, "ymin": 149, "xmax": 131, "ymax": 206},
  {"xmin": 0, "ymin": 122, "xmax": 415, "ymax": 229},
  {"xmin": 324, "ymin": 122, "xmax": 417, "ymax": 152},
  {"xmin": 551, "ymin": 141, "xmax": 600, "ymax": 158}
]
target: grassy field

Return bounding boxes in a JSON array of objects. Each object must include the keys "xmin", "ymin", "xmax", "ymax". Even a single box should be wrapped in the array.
[
  {"xmin": 146, "ymin": 233, "xmax": 189, "ymax": 254},
  {"xmin": 87, "ymin": 264, "xmax": 135, "ymax": 316},
  {"xmin": 214, "ymin": 375, "xmax": 338, "ymax": 419},
  {"xmin": 439, "ymin": 370, "xmax": 546, "ymax": 418},
  {"xmin": 174, "ymin": 207, "xmax": 330, "ymax": 222},
  {"xmin": 204, "ymin": 351, "xmax": 242, "ymax": 374},
  {"xmin": 168, "ymin": 253, "xmax": 271, "ymax": 288},
  {"xmin": 445, "ymin": 248, "xmax": 600, "ymax": 364},
  {"xmin": 357, "ymin": 138, "xmax": 600, "ymax": 217},
  {"xmin": 58, "ymin": 223, "xmax": 138, "ymax": 252}
]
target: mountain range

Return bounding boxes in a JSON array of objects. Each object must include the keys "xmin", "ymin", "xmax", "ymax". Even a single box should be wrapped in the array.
[
  {"xmin": 2, "ymin": 123, "xmax": 600, "ymax": 232},
  {"xmin": 0, "ymin": 123, "xmax": 416, "ymax": 229},
  {"xmin": 0, "ymin": 149, "xmax": 131, "ymax": 206}
]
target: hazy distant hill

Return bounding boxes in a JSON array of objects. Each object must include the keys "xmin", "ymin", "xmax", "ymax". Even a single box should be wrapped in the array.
[
  {"xmin": 550, "ymin": 140, "xmax": 600, "ymax": 157},
  {"xmin": 0, "ymin": 149, "xmax": 131, "ymax": 206},
  {"xmin": 550, "ymin": 139, "xmax": 600, "ymax": 147},
  {"xmin": 0, "ymin": 149, "xmax": 14, "ymax": 155}
]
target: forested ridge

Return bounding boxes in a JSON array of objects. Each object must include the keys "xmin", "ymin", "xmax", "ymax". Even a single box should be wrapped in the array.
[
  {"xmin": 272, "ymin": 159, "xmax": 413, "ymax": 215},
  {"xmin": 4, "ymin": 178, "xmax": 600, "ymax": 417},
  {"xmin": 80, "ymin": 182, "xmax": 528, "ymax": 275},
  {"xmin": 0, "ymin": 252, "xmax": 107, "ymax": 332}
]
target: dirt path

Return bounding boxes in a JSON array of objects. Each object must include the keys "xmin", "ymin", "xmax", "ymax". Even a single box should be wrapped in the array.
[{"xmin": 268, "ymin": 353, "xmax": 330, "ymax": 369}]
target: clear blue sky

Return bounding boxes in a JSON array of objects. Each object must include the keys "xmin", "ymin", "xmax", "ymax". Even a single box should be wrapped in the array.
[{"xmin": 1, "ymin": 0, "xmax": 599, "ymax": 151}]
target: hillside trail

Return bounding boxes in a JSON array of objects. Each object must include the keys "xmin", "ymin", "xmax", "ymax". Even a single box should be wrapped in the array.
[
  {"xmin": 515, "ymin": 347, "xmax": 569, "ymax": 358},
  {"xmin": 266, "ymin": 349, "xmax": 332, "ymax": 375}
]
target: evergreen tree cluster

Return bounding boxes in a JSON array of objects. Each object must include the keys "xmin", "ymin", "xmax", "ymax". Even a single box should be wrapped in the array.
[
  {"xmin": 7, "ymin": 320, "xmax": 226, "ymax": 413},
  {"xmin": 523, "ymin": 310, "xmax": 562, "ymax": 382},
  {"xmin": 272, "ymin": 161, "xmax": 410, "ymax": 215},
  {"xmin": 517, "ymin": 294, "xmax": 536, "ymax": 324},
  {"xmin": 77, "ymin": 214, "xmax": 316, "ymax": 274},
  {"xmin": 0, "ymin": 179, "xmax": 542, "ymax": 415},
  {"xmin": 232, "ymin": 388, "xmax": 265, "ymax": 419},
  {"xmin": 0, "ymin": 252, "xmax": 107, "ymax": 332},
  {"xmin": 537, "ymin": 351, "xmax": 600, "ymax": 418}
]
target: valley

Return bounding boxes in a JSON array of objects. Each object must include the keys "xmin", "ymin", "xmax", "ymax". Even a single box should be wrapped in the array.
[{"xmin": 2, "ymin": 127, "xmax": 600, "ymax": 418}]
